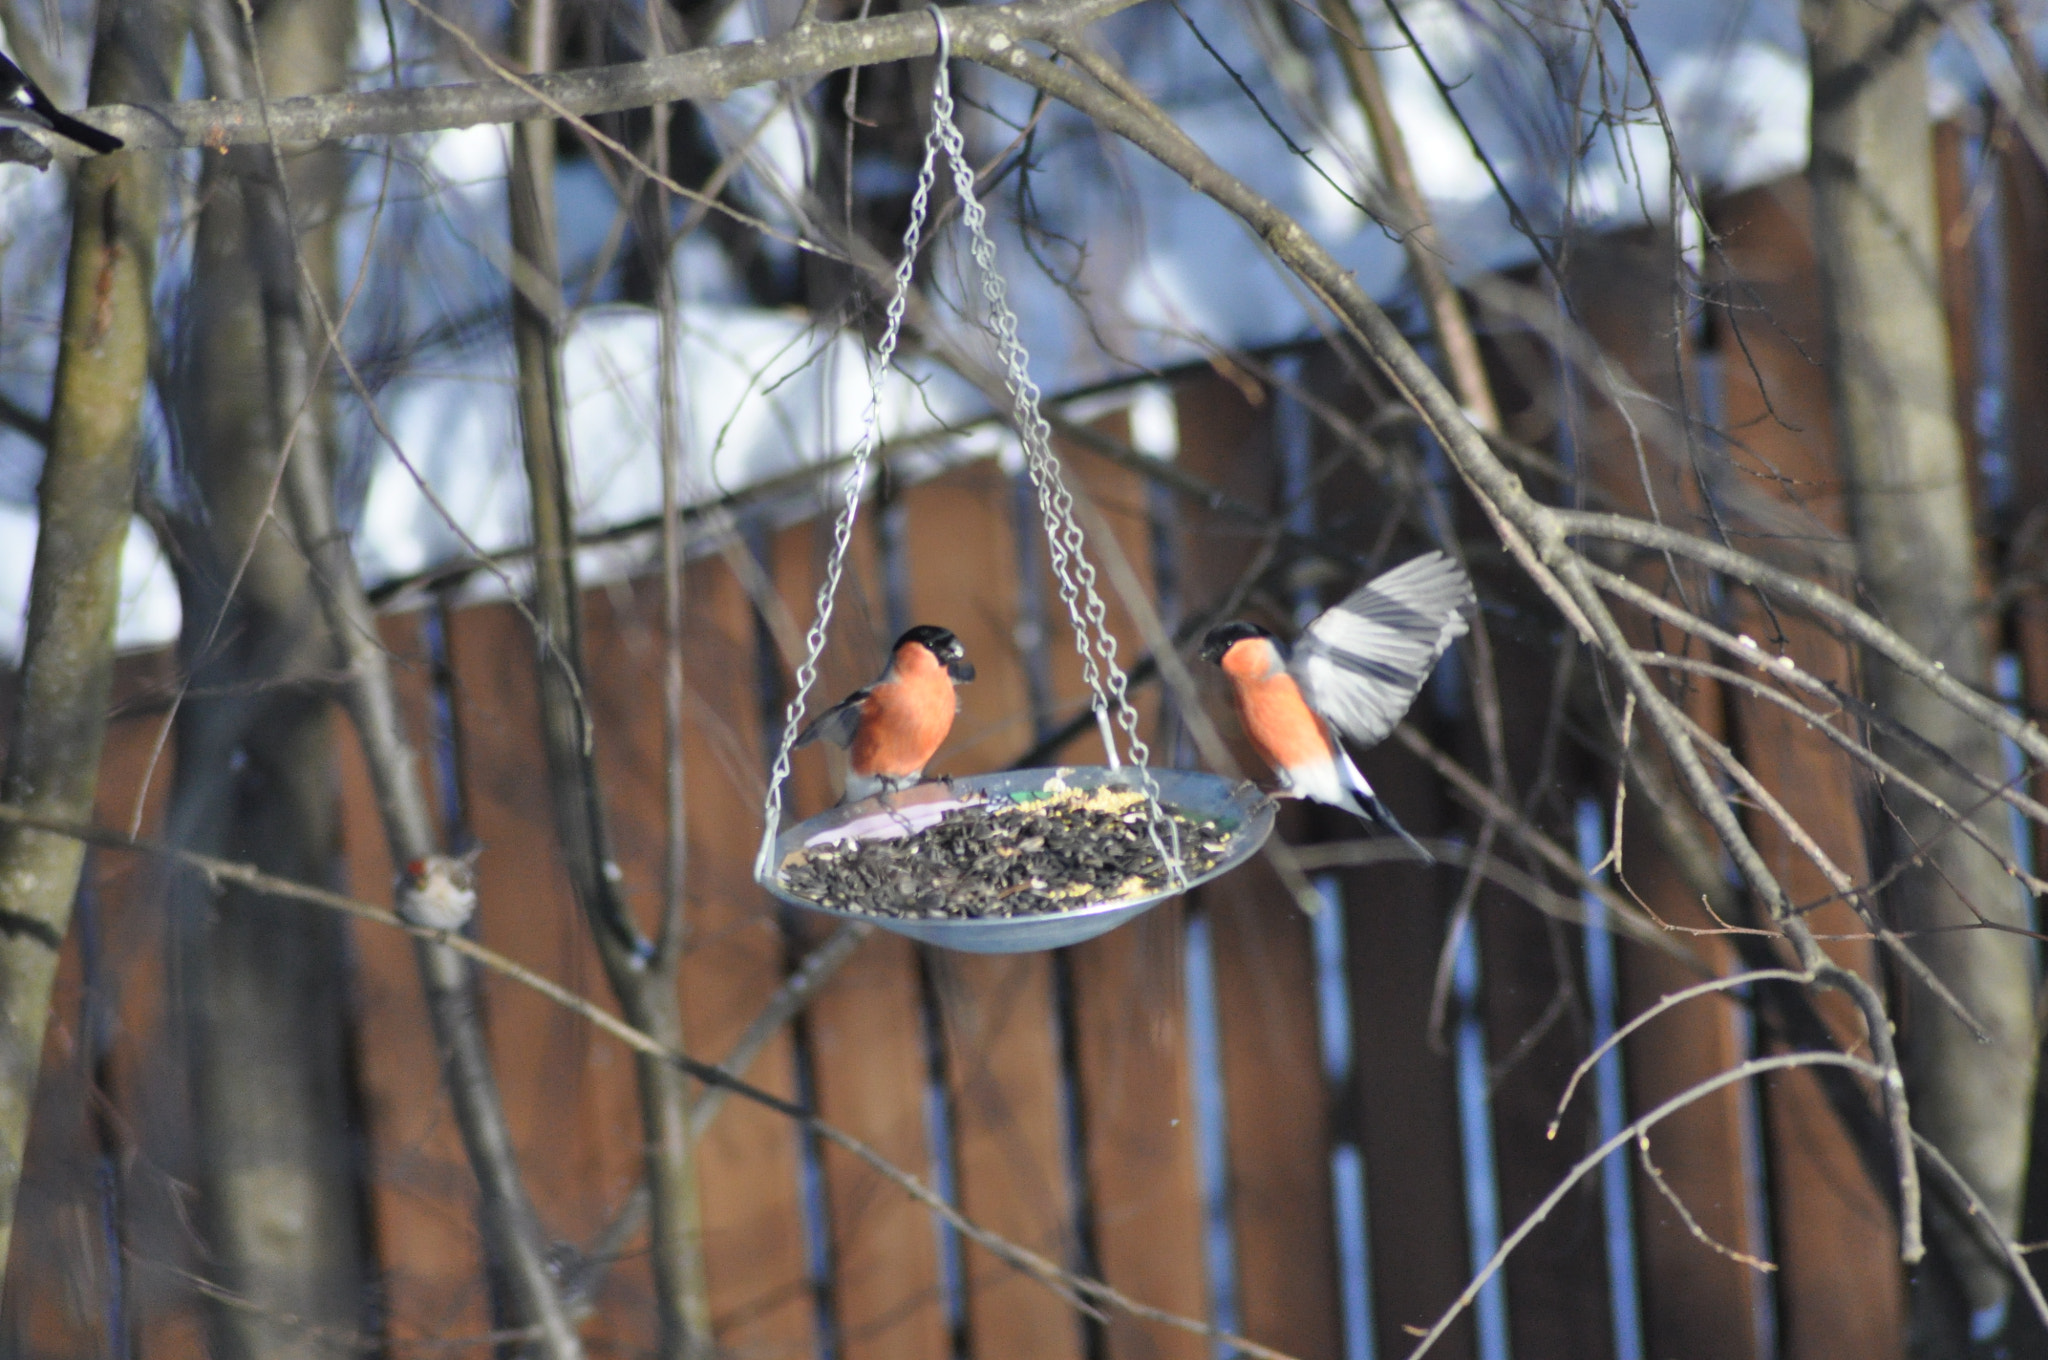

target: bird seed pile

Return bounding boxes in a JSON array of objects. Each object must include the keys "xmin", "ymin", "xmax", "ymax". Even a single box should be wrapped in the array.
[{"xmin": 777, "ymin": 786, "xmax": 1232, "ymax": 920}]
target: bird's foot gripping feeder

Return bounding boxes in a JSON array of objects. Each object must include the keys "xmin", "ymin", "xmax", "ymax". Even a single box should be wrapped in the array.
[
  {"xmin": 762, "ymin": 768, "xmax": 1274, "ymax": 953},
  {"xmin": 753, "ymin": 8, "xmax": 1271, "ymax": 952}
]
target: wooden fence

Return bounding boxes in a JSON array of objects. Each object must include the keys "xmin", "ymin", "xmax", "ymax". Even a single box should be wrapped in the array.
[{"xmin": 7, "ymin": 136, "xmax": 2048, "ymax": 1360}]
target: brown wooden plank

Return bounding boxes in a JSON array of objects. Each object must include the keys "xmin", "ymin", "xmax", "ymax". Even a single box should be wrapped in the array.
[
  {"xmin": 1614, "ymin": 821, "xmax": 1772, "ymax": 1352},
  {"xmin": 1337, "ymin": 795, "xmax": 1475, "ymax": 1360},
  {"xmin": 768, "ymin": 517, "xmax": 949, "ymax": 1360},
  {"xmin": 1069, "ymin": 907, "xmax": 1208, "ymax": 1360},
  {"xmin": 1570, "ymin": 228, "xmax": 1772, "ymax": 1360},
  {"xmin": 932, "ymin": 951, "xmax": 1084, "ymax": 1360},
  {"xmin": 1713, "ymin": 179, "xmax": 1906, "ymax": 1360},
  {"xmin": 1999, "ymin": 129, "xmax": 2048, "ymax": 1357},
  {"xmin": 1202, "ymin": 865, "xmax": 1341, "ymax": 1360},
  {"xmin": 1035, "ymin": 422, "xmax": 1156, "ymax": 770},
  {"xmin": 1468, "ymin": 635, "xmax": 1616, "ymax": 1360},
  {"xmin": 110, "ymin": 659, "xmax": 237, "ymax": 1360},
  {"xmin": 800, "ymin": 929, "xmax": 947, "ymax": 1360},
  {"xmin": 448, "ymin": 596, "xmax": 628, "ymax": 1261},
  {"xmin": 581, "ymin": 575, "xmax": 755, "ymax": 1344},
  {"xmin": 1170, "ymin": 369, "xmax": 1344, "ymax": 1360},
  {"xmin": 1384, "ymin": 278, "xmax": 1615, "ymax": 1360},
  {"xmin": 902, "ymin": 458, "xmax": 1038, "ymax": 777},
  {"xmin": 901, "ymin": 457, "xmax": 1086, "ymax": 1360},
  {"xmin": 338, "ymin": 610, "xmax": 496, "ymax": 1348},
  {"xmin": 36, "ymin": 656, "xmax": 223, "ymax": 1360},
  {"xmin": 667, "ymin": 558, "xmax": 819, "ymax": 1359},
  {"xmin": 1061, "ymin": 428, "xmax": 1209, "ymax": 1360},
  {"xmin": 2008, "ymin": 123, "xmax": 2048, "ymax": 867}
]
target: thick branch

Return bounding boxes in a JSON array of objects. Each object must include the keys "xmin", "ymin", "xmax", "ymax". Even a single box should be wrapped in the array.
[{"xmin": 85, "ymin": 0, "xmax": 1135, "ymax": 149}]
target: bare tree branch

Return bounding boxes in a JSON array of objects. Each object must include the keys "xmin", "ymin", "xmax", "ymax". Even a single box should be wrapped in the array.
[{"xmin": 83, "ymin": 0, "xmax": 1140, "ymax": 149}]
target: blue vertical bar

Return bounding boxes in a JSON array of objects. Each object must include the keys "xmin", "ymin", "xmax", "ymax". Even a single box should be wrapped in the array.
[
  {"xmin": 1313, "ymin": 876, "xmax": 1377, "ymax": 1360},
  {"xmin": 1452, "ymin": 927, "xmax": 1511, "ymax": 1360},
  {"xmin": 1578, "ymin": 799, "xmax": 1644, "ymax": 1360},
  {"xmin": 1183, "ymin": 911, "xmax": 1242, "ymax": 1357}
]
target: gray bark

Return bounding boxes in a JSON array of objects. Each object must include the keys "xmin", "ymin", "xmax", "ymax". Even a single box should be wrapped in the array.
[
  {"xmin": 77, "ymin": 0, "xmax": 1143, "ymax": 151},
  {"xmin": 162, "ymin": 0, "xmax": 374, "ymax": 1352},
  {"xmin": 1806, "ymin": 0, "xmax": 2039, "ymax": 1343},
  {"xmin": 0, "ymin": 0, "xmax": 183, "ymax": 1271}
]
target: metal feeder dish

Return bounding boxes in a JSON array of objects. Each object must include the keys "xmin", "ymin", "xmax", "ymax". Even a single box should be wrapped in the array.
[{"xmin": 760, "ymin": 767, "xmax": 1275, "ymax": 954}]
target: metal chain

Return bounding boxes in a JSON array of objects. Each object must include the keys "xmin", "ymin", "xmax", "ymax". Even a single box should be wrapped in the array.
[
  {"xmin": 754, "ymin": 96, "xmax": 945, "ymax": 880},
  {"xmin": 758, "ymin": 9, "xmax": 1184, "ymax": 890},
  {"xmin": 926, "ymin": 36, "xmax": 1185, "ymax": 887}
]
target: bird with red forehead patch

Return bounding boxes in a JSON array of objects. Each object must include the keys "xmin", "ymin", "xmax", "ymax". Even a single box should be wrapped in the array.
[
  {"xmin": 1201, "ymin": 552, "xmax": 1473, "ymax": 861},
  {"xmin": 796, "ymin": 625, "xmax": 977, "ymax": 802}
]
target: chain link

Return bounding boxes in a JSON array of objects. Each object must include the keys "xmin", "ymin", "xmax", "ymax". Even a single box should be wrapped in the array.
[
  {"xmin": 758, "ymin": 14, "xmax": 1184, "ymax": 890},
  {"xmin": 754, "ymin": 100, "xmax": 944, "ymax": 880},
  {"xmin": 926, "ymin": 45, "xmax": 1184, "ymax": 887}
]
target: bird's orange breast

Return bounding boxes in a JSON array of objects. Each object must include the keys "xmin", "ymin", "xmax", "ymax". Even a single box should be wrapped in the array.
[
  {"xmin": 851, "ymin": 655, "xmax": 957, "ymax": 778},
  {"xmin": 1221, "ymin": 642, "xmax": 1333, "ymax": 772}
]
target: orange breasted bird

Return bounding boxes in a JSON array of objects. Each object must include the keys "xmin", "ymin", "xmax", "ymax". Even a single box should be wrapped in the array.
[
  {"xmin": 1200, "ymin": 552, "xmax": 1473, "ymax": 861},
  {"xmin": 796, "ymin": 625, "xmax": 977, "ymax": 802}
]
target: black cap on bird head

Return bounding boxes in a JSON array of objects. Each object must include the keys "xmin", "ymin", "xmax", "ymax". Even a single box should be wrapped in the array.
[
  {"xmin": 896, "ymin": 625, "xmax": 976, "ymax": 682},
  {"xmin": 1200, "ymin": 621, "xmax": 1275, "ymax": 666}
]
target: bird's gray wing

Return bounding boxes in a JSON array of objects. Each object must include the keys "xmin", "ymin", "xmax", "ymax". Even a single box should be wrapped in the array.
[
  {"xmin": 1290, "ymin": 551, "xmax": 1474, "ymax": 749},
  {"xmin": 795, "ymin": 688, "xmax": 868, "ymax": 749}
]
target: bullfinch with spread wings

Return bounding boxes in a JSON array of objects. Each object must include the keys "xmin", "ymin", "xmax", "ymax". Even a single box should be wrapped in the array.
[
  {"xmin": 796, "ymin": 625, "xmax": 976, "ymax": 802},
  {"xmin": 1201, "ymin": 552, "xmax": 1473, "ymax": 861}
]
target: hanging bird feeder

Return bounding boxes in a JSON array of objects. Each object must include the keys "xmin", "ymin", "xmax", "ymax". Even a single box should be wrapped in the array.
[{"xmin": 753, "ymin": 9, "xmax": 1272, "ymax": 954}]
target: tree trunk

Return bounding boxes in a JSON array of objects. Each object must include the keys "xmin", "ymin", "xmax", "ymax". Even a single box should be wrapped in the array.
[
  {"xmin": 507, "ymin": 5, "xmax": 711, "ymax": 1351},
  {"xmin": 0, "ymin": 0, "xmax": 184, "ymax": 1276},
  {"xmin": 1806, "ymin": 0, "xmax": 2040, "ymax": 1348},
  {"xmin": 163, "ymin": 0, "xmax": 376, "ymax": 1353}
]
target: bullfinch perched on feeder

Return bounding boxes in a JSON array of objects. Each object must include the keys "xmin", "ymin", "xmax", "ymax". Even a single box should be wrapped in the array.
[
  {"xmin": 0, "ymin": 52, "xmax": 121, "ymax": 154},
  {"xmin": 1201, "ymin": 551, "xmax": 1473, "ymax": 861},
  {"xmin": 796, "ymin": 625, "xmax": 976, "ymax": 802}
]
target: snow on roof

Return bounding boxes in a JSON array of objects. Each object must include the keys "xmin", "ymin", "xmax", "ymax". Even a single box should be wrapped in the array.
[{"xmin": 350, "ymin": 302, "xmax": 989, "ymax": 600}]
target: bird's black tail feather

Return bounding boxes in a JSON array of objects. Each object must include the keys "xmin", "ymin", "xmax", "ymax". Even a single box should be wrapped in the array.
[
  {"xmin": 1359, "ymin": 790, "xmax": 1435, "ymax": 865},
  {"xmin": 41, "ymin": 106, "xmax": 120, "ymax": 154}
]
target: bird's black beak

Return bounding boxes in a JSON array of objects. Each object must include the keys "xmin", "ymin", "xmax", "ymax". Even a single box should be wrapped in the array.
[
  {"xmin": 1199, "ymin": 635, "xmax": 1229, "ymax": 665},
  {"xmin": 947, "ymin": 657, "xmax": 976, "ymax": 683}
]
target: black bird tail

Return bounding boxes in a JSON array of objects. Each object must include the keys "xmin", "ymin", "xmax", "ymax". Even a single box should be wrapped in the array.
[
  {"xmin": 40, "ymin": 106, "xmax": 120, "ymax": 154},
  {"xmin": 1359, "ymin": 790, "xmax": 1435, "ymax": 865}
]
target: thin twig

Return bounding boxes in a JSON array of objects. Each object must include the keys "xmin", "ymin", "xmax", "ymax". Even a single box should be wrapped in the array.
[
  {"xmin": 1635, "ymin": 1132, "xmax": 1778, "ymax": 1273},
  {"xmin": 1401, "ymin": 1052, "xmax": 1889, "ymax": 1359},
  {"xmin": 1388, "ymin": 726, "xmax": 1700, "ymax": 967},
  {"xmin": 1547, "ymin": 968, "xmax": 1810, "ymax": 1136},
  {"xmin": 1563, "ymin": 511, "xmax": 2048, "ymax": 773}
]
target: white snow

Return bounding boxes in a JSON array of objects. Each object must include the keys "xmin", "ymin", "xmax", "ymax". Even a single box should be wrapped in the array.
[{"xmin": 0, "ymin": 506, "xmax": 179, "ymax": 664}]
